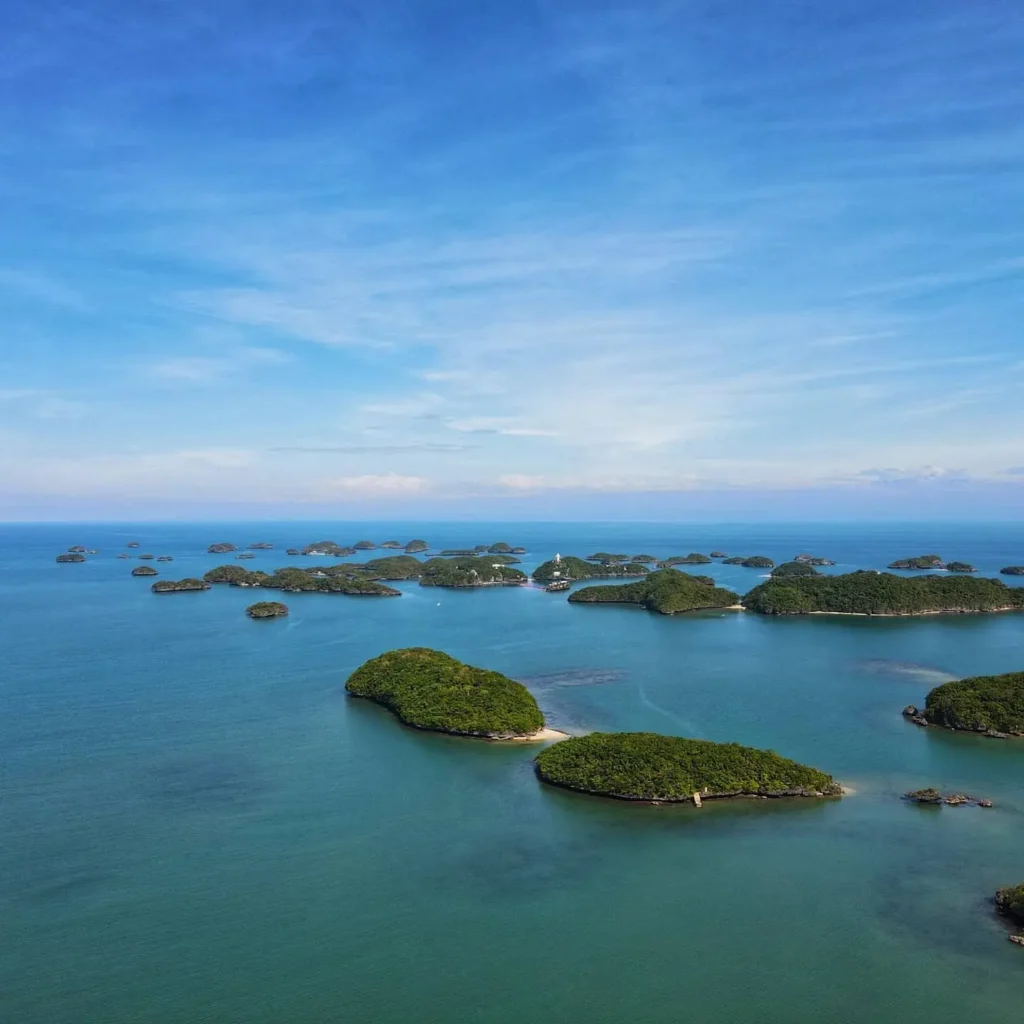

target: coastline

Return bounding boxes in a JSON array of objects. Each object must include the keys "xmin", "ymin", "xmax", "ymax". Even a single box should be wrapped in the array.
[
  {"xmin": 502, "ymin": 727, "xmax": 570, "ymax": 743},
  {"xmin": 804, "ymin": 606, "xmax": 1021, "ymax": 618}
]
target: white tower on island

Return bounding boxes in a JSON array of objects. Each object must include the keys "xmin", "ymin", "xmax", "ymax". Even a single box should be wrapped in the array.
[{"xmin": 554, "ymin": 553, "xmax": 561, "ymax": 563}]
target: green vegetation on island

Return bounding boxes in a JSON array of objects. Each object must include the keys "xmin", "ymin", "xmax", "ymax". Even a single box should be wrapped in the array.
[
  {"xmin": 405, "ymin": 539, "xmax": 429, "ymax": 553},
  {"xmin": 261, "ymin": 568, "xmax": 401, "ymax": 596},
  {"xmin": 138, "ymin": 553, "xmax": 155, "ymax": 560},
  {"xmin": 439, "ymin": 548, "xmax": 479, "ymax": 556},
  {"xmin": 420, "ymin": 556, "xmax": 527, "ymax": 588},
  {"xmin": 132, "ymin": 566, "xmax": 158, "ymax": 576},
  {"xmin": 534, "ymin": 732, "xmax": 841, "ymax": 802},
  {"xmin": 156, "ymin": 556, "xmax": 173, "ymax": 562},
  {"xmin": 743, "ymin": 572, "xmax": 1024, "ymax": 616},
  {"xmin": 996, "ymin": 884, "xmax": 1024, "ymax": 925},
  {"xmin": 68, "ymin": 545, "xmax": 87, "ymax": 553},
  {"xmin": 302, "ymin": 541, "xmax": 356, "ymax": 557},
  {"xmin": 126, "ymin": 542, "xmax": 140, "ymax": 548},
  {"xmin": 345, "ymin": 648, "xmax": 545, "ymax": 738},
  {"xmin": 710, "ymin": 551, "xmax": 728, "ymax": 558},
  {"xmin": 568, "ymin": 569, "xmax": 740, "ymax": 615},
  {"xmin": 630, "ymin": 554, "xmax": 657, "ymax": 563},
  {"xmin": 771, "ymin": 561, "xmax": 821, "ymax": 577},
  {"xmin": 945, "ymin": 562, "xmax": 977, "ymax": 573},
  {"xmin": 586, "ymin": 551, "xmax": 630, "ymax": 562},
  {"xmin": 205, "ymin": 564, "xmax": 262, "ymax": 585},
  {"xmin": 487, "ymin": 542, "xmax": 512, "ymax": 553},
  {"xmin": 918, "ymin": 671, "xmax": 1024, "ymax": 736},
  {"xmin": 658, "ymin": 553, "xmax": 712, "ymax": 566},
  {"xmin": 248, "ymin": 543, "xmax": 274, "ymax": 550},
  {"xmin": 1001, "ymin": 566, "xmax": 1024, "ymax": 576},
  {"xmin": 887, "ymin": 554, "xmax": 944, "ymax": 570},
  {"xmin": 532, "ymin": 556, "xmax": 650, "ymax": 582},
  {"xmin": 246, "ymin": 601, "xmax": 289, "ymax": 619},
  {"xmin": 207, "ymin": 543, "xmax": 236, "ymax": 554},
  {"xmin": 56, "ymin": 553, "xmax": 86, "ymax": 563},
  {"xmin": 354, "ymin": 540, "xmax": 376, "ymax": 550},
  {"xmin": 722, "ymin": 555, "xmax": 775, "ymax": 568},
  {"xmin": 151, "ymin": 579, "xmax": 211, "ymax": 593},
  {"xmin": 380, "ymin": 540, "xmax": 403, "ymax": 549},
  {"xmin": 793, "ymin": 554, "xmax": 835, "ymax": 566}
]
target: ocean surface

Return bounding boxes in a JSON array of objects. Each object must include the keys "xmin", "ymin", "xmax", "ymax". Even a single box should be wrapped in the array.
[{"xmin": 2, "ymin": 521, "xmax": 1023, "ymax": 1023}]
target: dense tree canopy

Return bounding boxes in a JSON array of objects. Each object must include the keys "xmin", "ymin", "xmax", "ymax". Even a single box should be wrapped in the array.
[
  {"xmin": 743, "ymin": 572, "xmax": 1024, "ymax": 616},
  {"xmin": 996, "ymin": 884, "xmax": 1024, "ymax": 924},
  {"xmin": 151, "ymin": 578, "xmax": 210, "ymax": 592},
  {"xmin": 345, "ymin": 648, "xmax": 544, "ymax": 737},
  {"xmin": 532, "ymin": 556, "xmax": 650, "ymax": 581},
  {"xmin": 568, "ymin": 569, "xmax": 740, "ymax": 615},
  {"xmin": 534, "ymin": 732, "xmax": 841, "ymax": 801},
  {"xmin": 419, "ymin": 556, "xmax": 527, "ymax": 587},
  {"xmin": 246, "ymin": 601, "xmax": 289, "ymax": 618},
  {"xmin": 922, "ymin": 671, "xmax": 1024, "ymax": 735},
  {"xmin": 771, "ymin": 561, "xmax": 820, "ymax": 577}
]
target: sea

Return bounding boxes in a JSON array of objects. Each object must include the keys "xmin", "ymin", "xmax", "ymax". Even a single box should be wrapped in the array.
[{"xmin": 2, "ymin": 521, "xmax": 1022, "ymax": 1023}]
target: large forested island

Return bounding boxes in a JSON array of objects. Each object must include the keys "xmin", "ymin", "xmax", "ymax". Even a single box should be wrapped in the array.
[
  {"xmin": 532, "ymin": 556, "xmax": 650, "ymax": 582},
  {"xmin": 908, "ymin": 671, "xmax": 1024, "ymax": 737},
  {"xmin": 722, "ymin": 555, "xmax": 775, "ymax": 568},
  {"xmin": 345, "ymin": 648, "xmax": 547, "ymax": 739},
  {"xmin": 419, "ymin": 556, "xmax": 527, "ymax": 587},
  {"xmin": 743, "ymin": 572, "xmax": 1024, "ymax": 616},
  {"xmin": 151, "ymin": 578, "xmax": 211, "ymax": 593},
  {"xmin": 534, "ymin": 732, "xmax": 841, "ymax": 802},
  {"xmin": 568, "ymin": 569, "xmax": 740, "ymax": 615}
]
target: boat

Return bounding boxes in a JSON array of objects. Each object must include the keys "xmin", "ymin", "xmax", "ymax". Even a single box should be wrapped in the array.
[{"xmin": 545, "ymin": 580, "xmax": 570, "ymax": 593}]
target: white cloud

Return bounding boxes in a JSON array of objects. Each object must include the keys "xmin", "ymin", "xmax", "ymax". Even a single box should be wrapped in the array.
[{"xmin": 326, "ymin": 473, "xmax": 428, "ymax": 496}]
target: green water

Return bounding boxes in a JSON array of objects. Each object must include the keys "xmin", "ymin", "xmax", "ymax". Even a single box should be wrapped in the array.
[{"xmin": 2, "ymin": 523, "xmax": 1022, "ymax": 1022}]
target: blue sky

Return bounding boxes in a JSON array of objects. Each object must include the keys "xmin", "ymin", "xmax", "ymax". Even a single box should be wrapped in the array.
[{"xmin": 2, "ymin": 0, "xmax": 1023, "ymax": 520}]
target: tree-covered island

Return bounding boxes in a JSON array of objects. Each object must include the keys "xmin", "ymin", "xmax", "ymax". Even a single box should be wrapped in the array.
[
  {"xmin": 151, "ymin": 579, "xmax": 211, "ymax": 593},
  {"xmin": 903, "ymin": 671, "xmax": 1024, "ymax": 737},
  {"xmin": 132, "ymin": 566, "xmax": 158, "ymax": 576},
  {"xmin": 743, "ymin": 572, "xmax": 1024, "ymax": 616},
  {"xmin": 246, "ymin": 601, "xmax": 289, "ymax": 618},
  {"xmin": 405, "ymin": 539, "xmax": 429, "ymax": 553},
  {"xmin": 657, "ymin": 553, "xmax": 712, "ymax": 566},
  {"xmin": 56, "ymin": 553, "xmax": 86, "ymax": 563},
  {"xmin": 722, "ymin": 556, "xmax": 775, "ymax": 568},
  {"xmin": 996, "ymin": 884, "xmax": 1024, "ymax": 926},
  {"xmin": 887, "ymin": 554, "xmax": 944, "ymax": 569},
  {"xmin": 770, "ymin": 561, "xmax": 821, "ymax": 577},
  {"xmin": 534, "ymin": 732, "xmax": 841, "ymax": 802},
  {"xmin": 419, "ymin": 556, "xmax": 527, "ymax": 587},
  {"xmin": 567, "ymin": 569, "xmax": 740, "ymax": 615},
  {"xmin": 345, "ymin": 648, "xmax": 546, "ymax": 738},
  {"xmin": 945, "ymin": 561, "xmax": 977, "ymax": 573},
  {"xmin": 302, "ymin": 541, "xmax": 357, "ymax": 557},
  {"xmin": 1001, "ymin": 566, "xmax": 1024, "ymax": 576},
  {"xmin": 532, "ymin": 556, "xmax": 650, "ymax": 582},
  {"xmin": 207, "ymin": 543, "xmax": 236, "ymax": 554}
]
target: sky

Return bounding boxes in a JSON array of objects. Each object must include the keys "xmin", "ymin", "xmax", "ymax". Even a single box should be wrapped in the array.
[{"xmin": 1, "ymin": 0, "xmax": 1023, "ymax": 521}]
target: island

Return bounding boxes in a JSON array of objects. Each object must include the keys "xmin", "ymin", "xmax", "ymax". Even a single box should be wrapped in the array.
[
  {"xmin": 259, "ymin": 568, "xmax": 401, "ymax": 596},
  {"xmin": 68, "ymin": 545, "xmax": 87, "ymax": 553},
  {"xmin": 945, "ymin": 561, "xmax": 977, "ymax": 573},
  {"xmin": 630, "ymin": 554, "xmax": 657, "ymax": 563},
  {"xmin": 405, "ymin": 539, "xmax": 429, "ymax": 553},
  {"xmin": 56, "ymin": 552, "xmax": 86, "ymax": 563},
  {"xmin": 487, "ymin": 542, "xmax": 513, "ymax": 553},
  {"xmin": 151, "ymin": 578, "xmax": 211, "ymax": 593},
  {"xmin": 1001, "ymin": 566, "xmax": 1024, "ymax": 576},
  {"xmin": 235, "ymin": 553, "xmax": 255, "ymax": 560},
  {"xmin": 439, "ymin": 548, "xmax": 481, "ymax": 556},
  {"xmin": 246, "ymin": 601, "xmax": 289, "ymax": 619},
  {"xmin": 887, "ymin": 554, "xmax": 944, "ymax": 570},
  {"xmin": 248, "ymin": 543, "xmax": 274, "ymax": 550},
  {"xmin": 534, "ymin": 732, "xmax": 841, "ymax": 802},
  {"xmin": 117, "ymin": 553, "xmax": 131, "ymax": 559},
  {"xmin": 568, "ymin": 569, "xmax": 740, "ymax": 615},
  {"xmin": 903, "ymin": 670, "xmax": 1024, "ymax": 737},
  {"xmin": 204, "ymin": 564, "xmax": 263, "ymax": 585},
  {"xmin": 419, "ymin": 556, "xmax": 527, "ymax": 588},
  {"xmin": 126, "ymin": 542, "xmax": 140, "ymax": 549},
  {"xmin": 132, "ymin": 566, "xmax": 158, "ymax": 576},
  {"xmin": 340, "ymin": 555, "xmax": 424, "ymax": 580},
  {"xmin": 302, "ymin": 541, "xmax": 356, "ymax": 557},
  {"xmin": 657, "ymin": 553, "xmax": 712, "ymax": 566},
  {"xmin": 344, "ymin": 648, "xmax": 548, "ymax": 739},
  {"xmin": 743, "ymin": 572, "xmax": 1024, "ymax": 616},
  {"xmin": 286, "ymin": 548, "xmax": 301, "ymax": 556},
  {"xmin": 207, "ymin": 543, "xmax": 236, "ymax": 554},
  {"xmin": 510, "ymin": 547, "xmax": 527, "ymax": 555},
  {"xmin": 770, "ymin": 561, "xmax": 820, "ymax": 577},
  {"xmin": 586, "ymin": 552, "xmax": 630, "ymax": 562},
  {"xmin": 532, "ymin": 556, "xmax": 650, "ymax": 582},
  {"xmin": 793, "ymin": 553, "xmax": 835, "ymax": 565},
  {"xmin": 380, "ymin": 540, "xmax": 403, "ymax": 549},
  {"xmin": 722, "ymin": 555, "xmax": 775, "ymax": 568},
  {"xmin": 354, "ymin": 540, "xmax": 376, "ymax": 550},
  {"xmin": 138, "ymin": 553, "xmax": 155, "ymax": 560},
  {"xmin": 156, "ymin": 556, "xmax": 173, "ymax": 562},
  {"xmin": 996, "ymin": 884, "xmax": 1024, "ymax": 926}
]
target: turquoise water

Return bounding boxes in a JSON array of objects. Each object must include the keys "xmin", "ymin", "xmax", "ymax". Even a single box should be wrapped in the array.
[{"xmin": 2, "ymin": 522, "xmax": 1022, "ymax": 1023}]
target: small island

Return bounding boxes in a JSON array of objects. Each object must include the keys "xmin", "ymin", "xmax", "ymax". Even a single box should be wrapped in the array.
[
  {"xmin": 246, "ymin": 601, "xmax": 289, "ymax": 619},
  {"xmin": 770, "ymin": 561, "xmax": 820, "ymax": 577},
  {"xmin": 657, "ymin": 553, "xmax": 712, "ymax": 566},
  {"xmin": 487, "ymin": 542, "xmax": 513, "ymax": 553},
  {"xmin": 945, "ymin": 561, "xmax": 977, "ymax": 573},
  {"xmin": 586, "ymin": 551, "xmax": 630, "ymax": 562},
  {"xmin": 532, "ymin": 556, "xmax": 650, "ymax": 582},
  {"xmin": 419, "ymin": 556, "xmax": 527, "ymax": 588},
  {"xmin": 534, "ymin": 732, "xmax": 841, "ymax": 802},
  {"xmin": 236, "ymin": 552, "xmax": 255, "ymax": 560},
  {"xmin": 156, "ymin": 555, "xmax": 173, "ymax": 562},
  {"xmin": 354, "ymin": 540, "xmax": 376, "ymax": 550},
  {"xmin": 405, "ymin": 539, "xmax": 429, "ymax": 553},
  {"xmin": 126, "ymin": 542, "xmax": 140, "ymax": 549},
  {"xmin": 793, "ymin": 553, "xmax": 835, "ymax": 566},
  {"xmin": 207, "ymin": 543, "xmax": 236, "ymax": 554},
  {"xmin": 248, "ymin": 543, "xmax": 274, "ymax": 550},
  {"xmin": 887, "ymin": 554, "xmax": 944, "ymax": 570},
  {"xmin": 345, "ymin": 648, "xmax": 548, "ymax": 739},
  {"xmin": 286, "ymin": 548, "xmax": 301, "ymax": 556},
  {"xmin": 56, "ymin": 552, "xmax": 86, "ymax": 563},
  {"xmin": 904, "ymin": 670, "xmax": 1024, "ymax": 737},
  {"xmin": 138, "ymin": 553, "xmax": 155, "ymax": 560},
  {"xmin": 722, "ymin": 555, "xmax": 775, "ymax": 568},
  {"xmin": 132, "ymin": 566, "xmax": 158, "ymax": 576},
  {"xmin": 996, "ymin": 884, "xmax": 1024, "ymax": 926},
  {"xmin": 302, "ymin": 541, "xmax": 356, "ymax": 557},
  {"xmin": 380, "ymin": 540, "xmax": 403, "ymax": 549},
  {"xmin": 151, "ymin": 578, "xmax": 211, "ymax": 593},
  {"xmin": 1001, "ymin": 566, "xmax": 1024, "ymax": 576},
  {"xmin": 630, "ymin": 554, "xmax": 657, "ymax": 563},
  {"xmin": 568, "ymin": 569, "xmax": 740, "ymax": 615},
  {"xmin": 68, "ymin": 545, "xmax": 87, "ymax": 553},
  {"xmin": 743, "ymin": 572, "xmax": 1024, "ymax": 616},
  {"xmin": 710, "ymin": 551, "xmax": 728, "ymax": 558}
]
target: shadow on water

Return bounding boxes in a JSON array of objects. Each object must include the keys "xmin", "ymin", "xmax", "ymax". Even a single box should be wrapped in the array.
[{"xmin": 144, "ymin": 754, "xmax": 268, "ymax": 810}]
